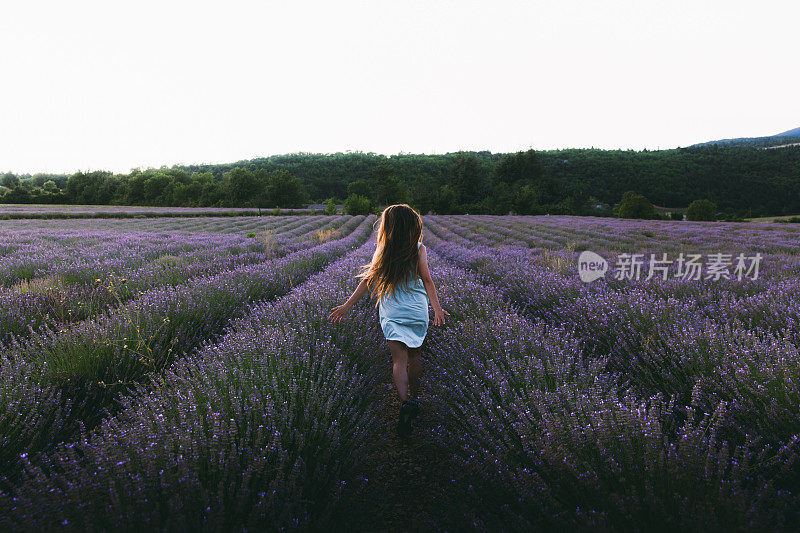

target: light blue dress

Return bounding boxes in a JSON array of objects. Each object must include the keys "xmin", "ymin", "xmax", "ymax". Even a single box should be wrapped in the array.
[{"xmin": 378, "ymin": 242, "xmax": 429, "ymax": 348}]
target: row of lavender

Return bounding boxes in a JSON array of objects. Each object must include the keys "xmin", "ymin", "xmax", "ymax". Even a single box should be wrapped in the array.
[
  {"xmin": 0, "ymin": 215, "xmax": 340, "ymax": 287},
  {"xmin": 420, "ymin": 216, "xmax": 800, "ymax": 529},
  {"xmin": 446, "ymin": 214, "xmax": 800, "ymax": 256},
  {"xmin": 2, "ymin": 214, "xmax": 325, "ymax": 234},
  {"xmin": 2, "ymin": 213, "xmax": 799, "ymax": 529},
  {"xmin": 426, "ymin": 216, "xmax": 800, "ymax": 339},
  {"xmin": 0, "ymin": 205, "xmax": 270, "ymax": 213},
  {"xmin": 1, "ymin": 236, "xmax": 386, "ymax": 530},
  {"xmin": 0, "ymin": 216, "xmax": 358, "ymax": 345},
  {"xmin": 0, "ymin": 216, "xmax": 375, "ymax": 489},
  {"xmin": 0, "ymin": 205, "xmax": 315, "ymax": 216}
]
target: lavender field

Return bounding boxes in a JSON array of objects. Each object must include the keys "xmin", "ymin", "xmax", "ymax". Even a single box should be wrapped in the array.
[
  {"xmin": 0, "ymin": 204, "xmax": 315, "ymax": 219},
  {"xmin": 1, "ymin": 214, "xmax": 799, "ymax": 531}
]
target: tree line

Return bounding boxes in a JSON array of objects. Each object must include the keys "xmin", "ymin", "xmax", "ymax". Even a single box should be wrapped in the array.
[{"xmin": 2, "ymin": 145, "xmax": 799, "ymax": 217}]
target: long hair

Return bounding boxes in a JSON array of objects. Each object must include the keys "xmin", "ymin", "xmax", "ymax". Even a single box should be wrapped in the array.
[{"xmin": 359, "ymin": 204, "xmax": 423, "ymax": 304}]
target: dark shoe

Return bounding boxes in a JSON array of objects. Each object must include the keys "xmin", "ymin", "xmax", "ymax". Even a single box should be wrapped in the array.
[
  {"xmin": 407, "ymin": 398, "xmax": 421, "ymax": 434},
  {"xmin": 397, "ymin": 399, "xmax": 419, "ymax": 438},
  {"xmin": 408, "ymin": 397, "xmax": 421, "ymax": 416}
]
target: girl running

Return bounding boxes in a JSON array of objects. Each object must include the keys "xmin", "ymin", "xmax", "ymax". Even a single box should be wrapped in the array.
[{"xmin": 329, "ymin": 204, "xmax": 448, "ymax": 437}]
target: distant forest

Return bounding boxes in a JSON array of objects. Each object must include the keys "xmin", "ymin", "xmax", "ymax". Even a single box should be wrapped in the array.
[{"xmin": 2, "ymin": 145, "xmax": 800, "ymax": 217}]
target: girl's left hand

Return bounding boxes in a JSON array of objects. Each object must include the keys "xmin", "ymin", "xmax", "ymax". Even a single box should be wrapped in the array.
[
  {"xmin": 433, "ymin": 308, "xmax": 450, "ymax": 326},
  {"xmin": 329, "ymin": 303, "xmax": 351, "ymax": 323}
]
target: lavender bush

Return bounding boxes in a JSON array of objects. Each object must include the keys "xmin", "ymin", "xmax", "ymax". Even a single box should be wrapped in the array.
[
  {"xmin": 0, "ymin": 216, "xmax": 374, "ymax": 483},
  {"xmin": 2, "ymin": 239, "xmax": 386, "ymax": 530},
  {"xmin": 419, "ymin": 217, "xmax": 800, "ymax": 530},
  {"xmin": 0, "ymin": 215, "xmax": 358, "ymax": 345},
  {"xmin": 2, "ymin": 213, "xmax": 800, "ymax": 530}
]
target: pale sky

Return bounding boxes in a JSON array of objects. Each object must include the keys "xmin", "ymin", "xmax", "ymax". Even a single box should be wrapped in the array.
[{"xmin": 1, "ymin": 0, "xmax": 798, "ymax": 174}]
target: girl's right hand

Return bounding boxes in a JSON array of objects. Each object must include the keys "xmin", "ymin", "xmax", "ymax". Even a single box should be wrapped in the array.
[
  {"xmin": 433, "ymin": 308, "xmax": 450, "ymax": 326},
  {"xmin": 329, "ymin": 303, "xmax": 350, "ymax": 323}
]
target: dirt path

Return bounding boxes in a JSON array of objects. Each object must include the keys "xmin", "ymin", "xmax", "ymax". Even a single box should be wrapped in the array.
[{"xmin": 334, "ymin": 366, "xmax": 507, "ymax": 532}]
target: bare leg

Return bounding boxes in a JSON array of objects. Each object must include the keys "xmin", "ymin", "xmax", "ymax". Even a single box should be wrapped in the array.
[
  {"xmin": 387, "ymin": 340, "xmax": 409, "ymax": 402},
  {"xmin": 407, "ymin": 347, "xmax": 423, "ymax": 399}
]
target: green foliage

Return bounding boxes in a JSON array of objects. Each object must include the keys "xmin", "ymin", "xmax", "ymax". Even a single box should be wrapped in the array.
[
  {"xmin": 585, "ymin": 196, "xmax": 612, "ymax": 217},
  {"xmin": 686, "ymin": 199, "xmax": 717, "ymax": 221},
  {"xmin": 4, "ymin": 145, "xmax": 800, "ymax": 216},
  {"xmin": 516, "ymin": 184, "xmax": 549, "ymax": 215},
  {"xmin": 670, "ymin": 211, "xmax": 684, "ymax": 221},
  {"xmin": 347, "ymin": 180, "xmax": 371, "ymax": 198},
  {"xmin": 324, "ymin": 199, "xmax": 337, "ymax": 215},
  {"xmin": 344, "ymin": 194, "xmax": 372, "ymax": 215},
  {"xmin": 493, "ymin": 149, "xmax": 545, "ymax": 186},
  {"xmin": 489, "ymin": 182, "xmax": 514, "ymax": 214},
  {"xmin": 616, "ymin": 191, "xmax": 656, "ymax": 219},
  {"xmin": 66, "ymin": 171, "xmax": 116, "ymax": 204},
  {"xmin": 434, "ymin": 185, "xmax": 458, "ymax": 214},
  {"xmin": 266, "ymin": 170, "xmax": 308, "ymax": 208},
  {"xmin": 374, "ymin": 161, "xmax": 409, "ymax": 206},
  {"xmin": 490, "ymin": 149, "xmax": 556, "ymax": 214},
  {"xmin": 2, "ymin": 187, "xmax": 32, "ymax": 203},
  {"xmin": 228, "ymin": 167, "xmax": 263, "ymax": 207},
  {"xmin": 2, "ymin": 173, "xmax": 20, "ymax": 189},
  {"xmin": 142, "ymin": 173, "xmax": 173, "ymax": 206},
  {"xmin": 449, "ymin": 151, "xmax": 488, "ymax": 207}
]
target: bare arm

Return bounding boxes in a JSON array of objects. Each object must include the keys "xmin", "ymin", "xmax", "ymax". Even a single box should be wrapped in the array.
[
  {"xmin": 329, "ymin": 277, "xmax": 369, "ymax": 323},
  {"xmin": 418, "ymin": 244, "xmax": 449, "ymax": 326}
]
